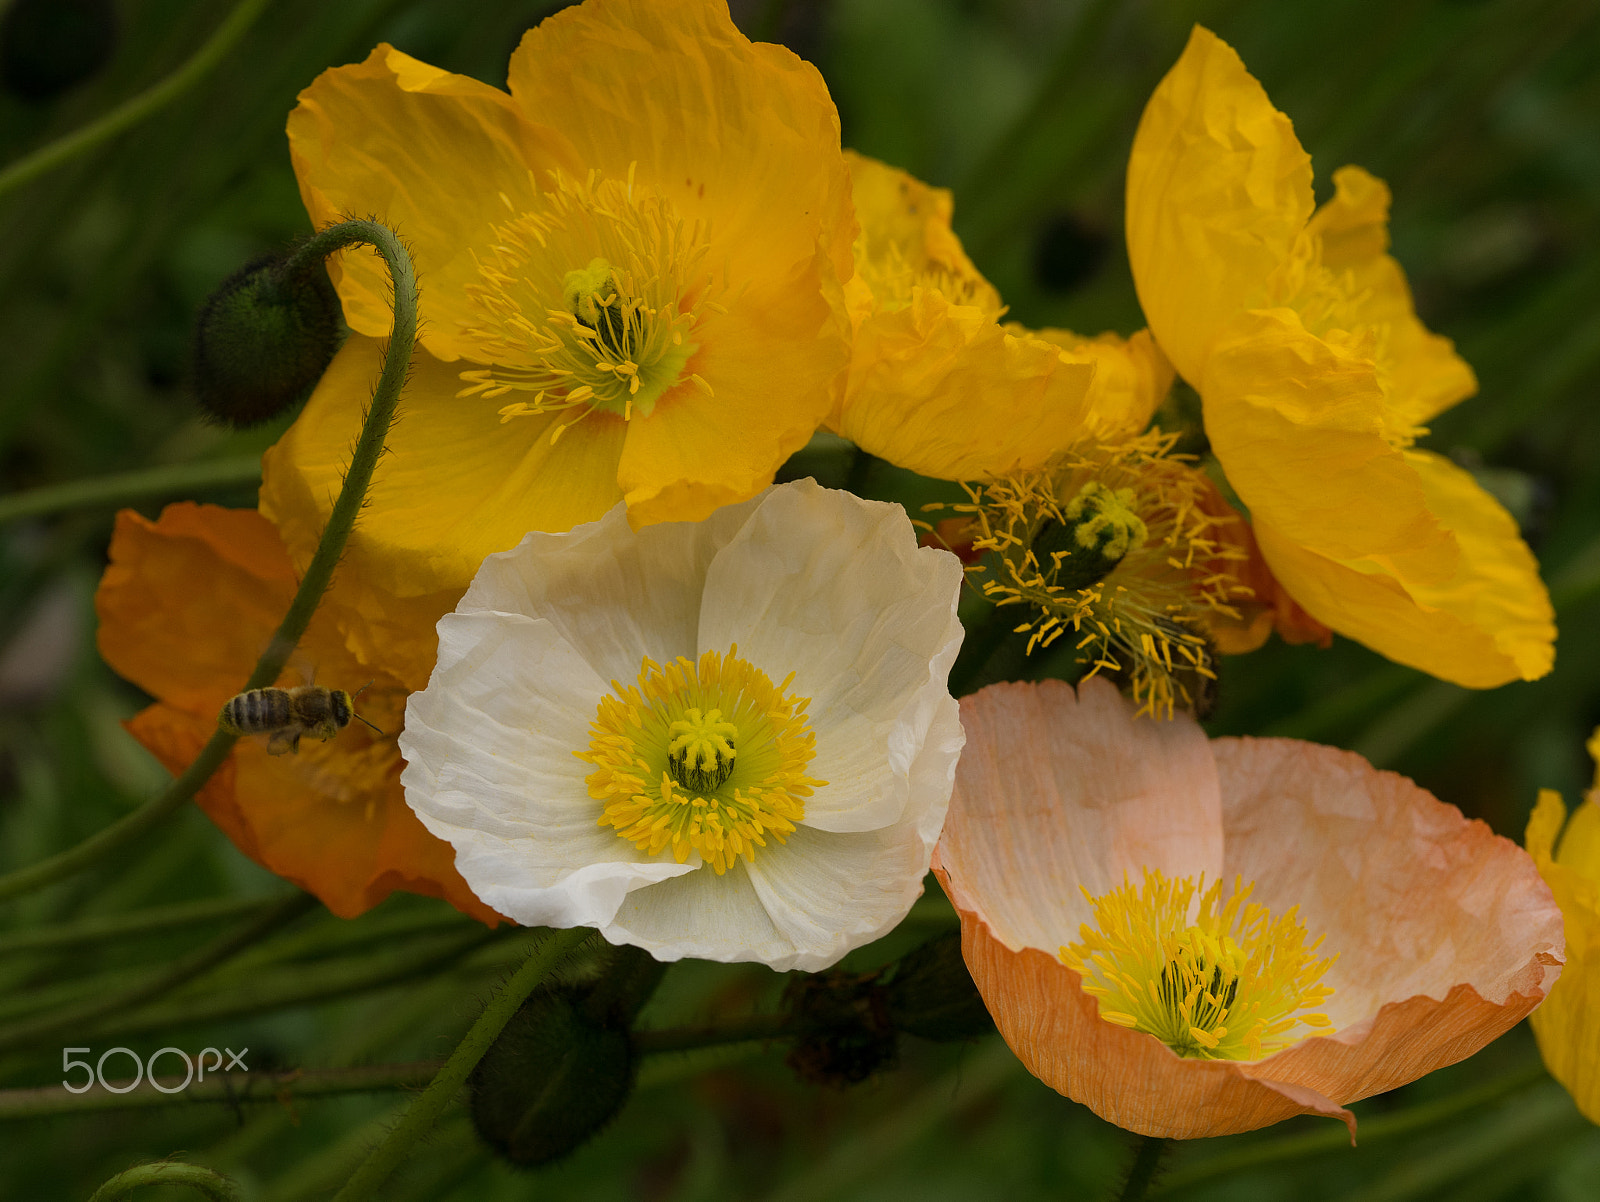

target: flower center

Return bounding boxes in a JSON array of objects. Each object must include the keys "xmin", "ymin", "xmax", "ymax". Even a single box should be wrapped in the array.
[
  {"xmin": 577, "ymin": 646, "xmax": 825, "ymax": 875},
  {"xmin": 458, "ymin": 165, "xmax": 719, "ymax": 440},
  {"xmin": 1060, "ymin": 869, "xmax": 1336, "ymax": 1060}
]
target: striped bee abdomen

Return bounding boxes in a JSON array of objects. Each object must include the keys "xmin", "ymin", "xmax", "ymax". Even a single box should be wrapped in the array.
[{"xmin": 220, "ymin": 687, "xmax": 294, "ymax": 734}]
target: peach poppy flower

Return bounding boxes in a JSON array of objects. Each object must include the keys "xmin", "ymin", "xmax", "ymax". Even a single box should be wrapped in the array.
[
  {"xmin": 94, "ymin": 503, "xmax": 495, "ymax": 922},
  {"xmin": 262, "ymin": 0, "xmax": 855, "ymax": 622},
  {"xmin": 933, "ymin": 677, "xmax": 1563, "ymax": 1138}
]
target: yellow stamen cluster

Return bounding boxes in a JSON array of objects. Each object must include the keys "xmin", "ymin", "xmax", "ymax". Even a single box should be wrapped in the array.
[
  {"xmin": 946, "ymin": 429, "xmax": 1251, "ymax": 718},
  {"xmin": 459, "ymin": 165, "xmax": 720, "ymax": 440},
  {"xmin": 577, "ymin": 646, "xmax": 825, "ymax": 875},
  {"xmin": 1062, "ymin": 870, "xmax": 1337, "ymax": 1061}
]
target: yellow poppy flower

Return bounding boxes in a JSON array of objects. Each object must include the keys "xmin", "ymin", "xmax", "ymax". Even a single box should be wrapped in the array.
[
  {"xmin": 1526, "ymin": 728, "xmax": 1600, "ymax": 1124},
  {"xmin": 262, "ymin": 0, "xmax": 855, "ymax": 606},
  {"xmin": 1125, "ymin": 26, "xmax": 1554, "ymax": 687},
  {"xmin": 830, "ymin": 150, "xmax": 1169, "ymax": 480}
]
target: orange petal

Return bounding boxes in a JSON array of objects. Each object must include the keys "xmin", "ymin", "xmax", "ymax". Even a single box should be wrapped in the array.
[
  {"xmin": 288, "ymin": 43, "xmax": 579, "ymax": 361},
  {"xmin": 95, "ymin": 503, "xmax": 497, "ymax": 921}
]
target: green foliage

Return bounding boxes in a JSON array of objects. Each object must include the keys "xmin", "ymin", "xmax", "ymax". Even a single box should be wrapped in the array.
[{"xmin": 2, "ymin": 0, "xmax": 1600, "ymax": 1198}]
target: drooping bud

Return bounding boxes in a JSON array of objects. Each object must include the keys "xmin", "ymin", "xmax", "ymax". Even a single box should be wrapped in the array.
[
  {"xmin": 469, "ymin": 944, "xmax": 666, "ymax": 1167},
  {"xmin": 782, "ymin": 967, "xmax": 899, "ymax": 1088},
  {"xmin": 191, "ymin": 247, "xmax": 343, "ymax": 428}
]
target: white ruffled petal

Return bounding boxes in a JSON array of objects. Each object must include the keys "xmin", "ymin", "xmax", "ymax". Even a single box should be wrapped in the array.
[
  {"xmin": 604, "ymin": 859, "xmax": 788, "ymax": 966},
  {"xmin": 698, "ymin": 480, "xmax": 965, "ymax": 832},
  {"xmin": 458, "ymin": 493, "xmax": 762, "ymax": 688},
  {"xmin": 401, "ymin": 609, "xmax": 696, "ymax": 929}
]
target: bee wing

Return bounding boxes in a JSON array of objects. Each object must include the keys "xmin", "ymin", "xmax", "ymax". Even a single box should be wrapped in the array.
[{"xmin": 267, "ymin": 727, "xmax": 304, "ymax": 756}]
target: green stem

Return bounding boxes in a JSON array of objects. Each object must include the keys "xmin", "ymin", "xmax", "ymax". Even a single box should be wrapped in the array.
[
  {"xmin": 1117, "ymin": 1136, "xmax": 1171, "ymax": 1202},
  {"xmin": 0, "ymin": 218, "xmax": 416, "ymax": 905},
  {"xmin": 0, "ymin": 1059, "xmax": 446, "ymax": 1120},
  {"xmin": 332, "ymin": 928, "xmax": 593, "ymax": 1201},
  {"xmin": 1149, "ymin": 1062, "xmax": 1550, "ymax": 1197},
  {"xmin": 0, "ymin": 894, "xmax": 316, "ymax": 1055},
  {"xmin": 0, "ymin": 457, "xmax": 263, "ymax": 525},
  {"xmin": 87, "ymin": 1161, "xmax": 242, "ymax": 1202},
  {"xmin": 0, "ymin": 894, "xmax": 279, "ymax": 957},
  {"xmin": 0, "ymin": 0, "xmax": 273, "ymax": 202}
]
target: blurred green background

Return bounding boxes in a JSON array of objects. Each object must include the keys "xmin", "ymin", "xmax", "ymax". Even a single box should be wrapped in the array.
[{"xmin": 2, "ymin": 0, "xmax": 1599, "ymax": 1197}]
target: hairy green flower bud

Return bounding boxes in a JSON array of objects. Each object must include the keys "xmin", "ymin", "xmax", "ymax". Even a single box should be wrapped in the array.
[
  {"xmin": 469, "ymin": 944, "xmax": 666, "ymax": 1167},
  {"xmin": 191, "ymin": 248, "xmax": 342, "ymax": 428}
]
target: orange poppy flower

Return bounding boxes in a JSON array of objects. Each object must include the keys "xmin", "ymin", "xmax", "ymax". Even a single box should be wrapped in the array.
[
  {"xmin": 94, "ymin": 503, "xmax": 496, "ymax": 922},
  {"xmin": 934, "ymin": 677, "xmax": 1562, "ymax": 1138}
]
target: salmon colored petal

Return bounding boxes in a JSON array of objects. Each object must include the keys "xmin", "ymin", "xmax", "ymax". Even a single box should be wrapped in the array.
[
  {"xmin": 941, "ymin": 902, "xmax": 1354, "ymax": 1138},
  {"xmin": 1125, "ymin": 25, "xmax": 1313, "ymax": 385},
  {"xmin": 505, "ymin": 0, "xmax": 855, "ymax": 291},
  {"xmin": 95, "ymin": 502, "xmax": 496, "ymax": 921},
  {"xmin": 261, "ymin": 335, "xmax": 627, "ymax": 626},
  {"xmin": 935, "ymin": 678, "xmax": 1222, "ymax": 950},
  {"xmin": 288, "ymin": 44, "xmax": 578, "ymax": 360},
  {"xmin": 1305, "ymin": 166, "xmax": 1478, "ymax": 427},
  {"xmin": 1528, "ymin": 789, "xmax": 1600, "ymax": 1123},
  {"xmin": 1250, "ymin": 451, "xmax": 1555, "ymax": 687},
  {"xmin": 1213, "ymin": 737, "xmax": 1563, "ymax": 1101}
]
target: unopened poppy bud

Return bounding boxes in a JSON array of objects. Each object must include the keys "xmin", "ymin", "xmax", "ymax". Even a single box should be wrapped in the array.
[
  {"xmin": 191, "ymin": 247, "xmax": 342, "ymax": 428},
  {"xmin": 469, "ymin": 945, "xmax": 665, "ymax": 1167}
]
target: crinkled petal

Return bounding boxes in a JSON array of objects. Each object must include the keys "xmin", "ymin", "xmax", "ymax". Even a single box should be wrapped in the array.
[
  {"xmin": 261, "ymin": 335, "xmax": 626, "ymax": 634},
  {"xmin": 1306, "ymin": 166, "xmax": 1478, "ymax": 426},
  {"xmin": 288, "ymin": 44, "xmax": 578, "ymax": 360},
  {"xmin": 1250, "ymin": 451, "xmax": 1555, "ymax": 687},
  {"xmin": 1027, "ymin": 326, "xmax": 1176, "ymax": 440},
  {"xmin": 400, "ymin": 609, "xmax": 697, "ymax": 929},
  {"xmin": 458, "ymin": 491, "xmax": 761, "ymax": 690},
  {"xmin": 506, "ymin": 0, "xmax": 855, "ymax": 290},
  {"xmin": 1126, "ymin": 25, "xmax": 1313, "ymax": 385},
  {"xmin": 1214, "ymin": 737, "xmax": 1563, "ymax": 1101},
  {"xmin": 834, "ymin": 298, "xmax": 1097, "ymax": 480},
  {"xmin": 1529, "ymin": 790, "xmax": 1600, "ymax": 1123},
  {"xmin": 936, "ymin": 678, "xmax": 1222, "ymax": 948},
  {"xmin": 697, "ymin": 480, "xmax": 965, "ymax": 832}
]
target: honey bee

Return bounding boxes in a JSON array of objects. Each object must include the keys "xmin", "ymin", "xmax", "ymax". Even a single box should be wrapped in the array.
[{"xmin": 218, "ymin": 684, "xmax": 384, "ymax": 755}]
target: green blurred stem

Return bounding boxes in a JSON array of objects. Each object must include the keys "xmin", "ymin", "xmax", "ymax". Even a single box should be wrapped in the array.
[
  {"xmin": 0, "ymin": 0, "xmax": 272, "ymax": 201},
  {"xmin": 633, "ymin": 1012, "xmax": 794, "ymax": 1054},
  {"xmin": 332, "ymin": 928, "xmax": 593, "ymax": 1202},
  {"xmin": 1117, "ymin": 1136, "xmax": 1172, "ymax": 1202},
  {"xmin": 0, "ymin": 1059, "xmax": 447, "ymax": 1120},
  {"xmin": 0, "ymin": 457, "xmax": 263, "ymax": 525},
  {"xmin": 0, "ymin": 894, "xmax": 277, "ymax": 957},
  {"xmin": 1148, "ymin": 1062, "xmax": 1550, "ymax": 1197},
  {"xmin": 87, "ymin": 1161, "xmax": 242, "ymax": 1202},
  {"xmin": 0, "ymin": 219, "xmax": 416, "ymax": 905},
  {"xmin": 0, "ymin": 893, "xmax": 316, "ymax": 1055}
]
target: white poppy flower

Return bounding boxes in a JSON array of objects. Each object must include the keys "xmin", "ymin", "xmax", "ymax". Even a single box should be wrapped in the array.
[{"xmin": 399, "ymin": 480, "xmax": 965, "ymax": 971}]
